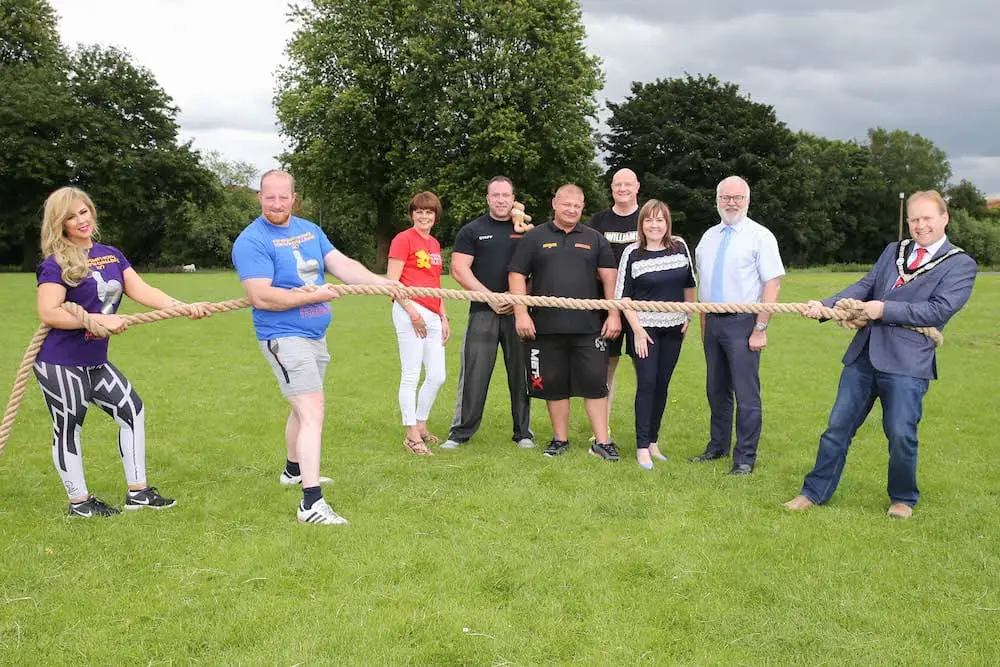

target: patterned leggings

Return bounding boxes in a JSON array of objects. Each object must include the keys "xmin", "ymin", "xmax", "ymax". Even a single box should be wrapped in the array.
[{"xmin": 33, "ymin": 361, "xmax": 146, "ymax": 500}]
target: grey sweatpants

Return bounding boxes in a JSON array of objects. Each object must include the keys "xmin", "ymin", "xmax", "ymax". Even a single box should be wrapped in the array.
[{"xmin": 449, "ymin": 309, "xmax": 532, "ymax": 443}]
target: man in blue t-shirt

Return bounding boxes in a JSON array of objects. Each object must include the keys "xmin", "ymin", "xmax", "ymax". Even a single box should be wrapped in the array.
[{"xmin": 232, "ymin": 169, "xmax": 399, "ymax": 526}]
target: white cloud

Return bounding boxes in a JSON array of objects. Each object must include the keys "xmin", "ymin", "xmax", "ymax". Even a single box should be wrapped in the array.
[
  {"xmin": 49, "ymin": 0, "xmax": 1000, "ymax": 193},
  {"xmin": 51, "ymin": 0, "xmax": 295, "ymax": 173}
]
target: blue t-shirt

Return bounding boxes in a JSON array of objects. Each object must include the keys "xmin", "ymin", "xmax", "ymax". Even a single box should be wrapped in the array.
[{"xmin": 232, "ymin": 216, "xmax": 336, "ymax": 340}]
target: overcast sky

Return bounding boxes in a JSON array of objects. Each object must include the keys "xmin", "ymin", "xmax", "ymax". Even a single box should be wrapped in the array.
[{"xmin": 51, "ymin": 0, "xmax": 1000, "ymax": 196}]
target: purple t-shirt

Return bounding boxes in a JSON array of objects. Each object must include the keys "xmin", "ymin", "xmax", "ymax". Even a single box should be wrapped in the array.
[{"xmin": 36, "ymin": 244, "xmax": 131, "ymax": 366}]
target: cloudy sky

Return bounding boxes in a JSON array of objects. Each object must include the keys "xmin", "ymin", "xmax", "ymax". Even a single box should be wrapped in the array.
[{"xmin": 51, "ymin": 0, "xmax": 1000, "ymax": 195}]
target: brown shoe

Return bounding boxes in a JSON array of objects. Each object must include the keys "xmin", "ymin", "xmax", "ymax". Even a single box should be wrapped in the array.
[
  {"xmin": 887, "ymin": 503, "xmax": 913, "ymax": 519},
  {"xmin": 782, "ymin": 495, "xmax": 814, "ymax": 511}
]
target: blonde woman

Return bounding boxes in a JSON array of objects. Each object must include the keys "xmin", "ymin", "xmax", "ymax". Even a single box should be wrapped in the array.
[
  {"xmin": 387, "ymin": 192, "xmax": 450, "ymax": 455},
  {"xmin": 34, "ymin": 187, "xmax": 210, "ymax": 517},
  {"xmin": 614, "ymin": 200, "xmax": 696, "ymax": 469}
]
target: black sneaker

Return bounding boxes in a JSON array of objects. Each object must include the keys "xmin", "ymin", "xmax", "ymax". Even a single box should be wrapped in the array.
[
  {"xmin": 543, "ymin": 439, "xmax": 570, "ymax": 457},
  {"xmin": 124, "ymin": 486, "xmax": 177, "ymax": 511},
  {"xmin": 590, "ymin": 441, "xmax": 621, "ymax": 461},
  {"xmin": 68, "ymin": 495, "xmax": 121, "ymax": 518}
]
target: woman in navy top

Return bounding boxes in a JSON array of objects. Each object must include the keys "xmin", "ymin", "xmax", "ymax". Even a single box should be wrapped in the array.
[{"xmin": 614, "ymin": 200, "xmax": 696, "ymax": 469}]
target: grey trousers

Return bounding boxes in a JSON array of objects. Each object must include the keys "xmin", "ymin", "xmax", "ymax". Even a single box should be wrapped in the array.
[
  {"xmin": 449, "ymin": 309, "xmax": 532, "ymax": 443},
  {"xmin": 703, "ymin": 313, "xmax": 762, "ymax": 465}
]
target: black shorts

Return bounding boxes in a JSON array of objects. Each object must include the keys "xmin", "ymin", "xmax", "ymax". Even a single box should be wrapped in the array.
[{"xmin": 524, "ymin": 333, "xmax": 609, "ymax": 400}]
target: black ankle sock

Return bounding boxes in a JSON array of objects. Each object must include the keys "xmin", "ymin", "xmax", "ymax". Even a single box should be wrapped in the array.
[
  {"xmin": 285, "ymin": 460, "xmax": 301, "ymax": 477},
  {"xmin": 302, "ymin": 486, "xmax": 322, "ymax": 510}
]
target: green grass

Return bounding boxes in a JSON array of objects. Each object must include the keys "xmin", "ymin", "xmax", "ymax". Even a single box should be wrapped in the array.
[{"xmin": 0, "ymin": 272, "xmax": 998, "ymax": 665}]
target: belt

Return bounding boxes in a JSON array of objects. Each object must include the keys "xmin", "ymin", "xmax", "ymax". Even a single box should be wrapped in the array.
[{"xmin": 709, "ymin": 312, "xmax": 740, "ymax": 317}]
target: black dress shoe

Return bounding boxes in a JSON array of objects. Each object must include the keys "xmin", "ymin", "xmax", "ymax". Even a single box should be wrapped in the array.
[
  {"xmin": 687, "ymin": 451, "xmax": 728, "ymax": 463},
  {"xmin": 728, "ymin": 463, "xmax": 753, "ymax": 475}
]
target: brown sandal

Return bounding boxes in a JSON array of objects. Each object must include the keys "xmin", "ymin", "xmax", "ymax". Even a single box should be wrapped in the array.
[
  {"xmin": 419, "ymin": 430, "xmax": 440, "ymax": 444},
  {"xmin": 403, "ymin": 437, "xmax": 433, "ymax": 456}
]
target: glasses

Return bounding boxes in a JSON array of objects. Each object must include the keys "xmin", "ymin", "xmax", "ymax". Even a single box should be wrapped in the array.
[{"xmin": 718, "ymin": 195, "xmax": 746, "ymax": 203}]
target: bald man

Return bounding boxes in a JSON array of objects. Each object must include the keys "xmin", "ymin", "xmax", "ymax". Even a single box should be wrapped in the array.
[
  {"xmin": 690, "ymin": 176, "xmax": 784, "ymax": 475},
  {"xmin": 585, "ymin": 168, "xmax": 640, "ymax": 442},
  {"xmin": 508, "ymin": 184, "xmax": 621, "ymax": 459}
]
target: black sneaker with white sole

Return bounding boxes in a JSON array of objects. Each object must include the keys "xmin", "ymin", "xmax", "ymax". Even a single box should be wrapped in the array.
[
  {"xmin": 69, "ymin": 495, "xmax": 121, "ymax": 518},
  {"xmin": 124, "ymin": 486, "xmax": 176, "ymax": 510},
  {"xmin": 590, "ymin": 441, "xmax": 621, "ymax": 461},
  {"xmin": 543, "ymin": 439, "xmax": 570, "ymax": 457}
]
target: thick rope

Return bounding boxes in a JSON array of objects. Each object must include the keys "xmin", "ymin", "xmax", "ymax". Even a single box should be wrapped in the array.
[{"xmin": 0, "ymin": 286, "xmax": 942, "ymax": 456}]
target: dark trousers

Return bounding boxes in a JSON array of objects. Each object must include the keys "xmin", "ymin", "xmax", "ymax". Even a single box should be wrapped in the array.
[
  {"xmin": 800, "ymin": 348, "xmax": 928, "ymax": 506},
  {"xmin": 703, "ymin": 314, "xmax": 762, "ymax": 465},
  {"xmin": 449, "ymin": 309, "xmax": 532, "ymax": 443},
  {"xmin": 632, "ymin": 327, "xmax": 684, "ymax": 450}
]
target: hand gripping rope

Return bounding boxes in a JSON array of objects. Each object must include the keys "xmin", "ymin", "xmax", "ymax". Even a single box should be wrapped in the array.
[{"xmin": 0, "ymin": 286, "xmax": 941, "ymax": 456}]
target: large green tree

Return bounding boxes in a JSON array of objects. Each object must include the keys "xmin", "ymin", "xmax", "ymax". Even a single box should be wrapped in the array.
[
  {"xmin": 1, "ymin": 0, "xmax": 215, "ymax": 268},
  {"xmin": 602, "ymin": 75, "xmax": 803, "ymax": 259},
  {"xmin": 0, "ymin": 0, "xmax": 75, "ymax": 267},
  {"xmin": 65, "ymin": 45, "xmax": 216, "ymax": 265},
  {"xmin": 277, "ymin": 0, "xmax": 605, "ymax": 269}
]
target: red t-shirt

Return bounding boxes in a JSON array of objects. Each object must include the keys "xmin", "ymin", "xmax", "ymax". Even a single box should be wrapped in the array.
[{"xmin": 388, "ymin": 227, "xmax": 443, "ymax": 314}]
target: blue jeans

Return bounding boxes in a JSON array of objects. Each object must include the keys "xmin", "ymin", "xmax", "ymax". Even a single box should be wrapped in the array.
[{"xmin": 801, "ymin": 350, "xmax": 929, "ymax": 506}]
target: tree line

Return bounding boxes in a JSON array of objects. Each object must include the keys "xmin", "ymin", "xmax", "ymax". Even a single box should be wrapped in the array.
[{"xmin": 3, "ymin": 0, "xmax": 998, "ymax": 272}]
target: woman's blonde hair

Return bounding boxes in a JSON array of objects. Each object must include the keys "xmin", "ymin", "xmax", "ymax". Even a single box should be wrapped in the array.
[{"xmin": 40, "ymin": 187, "xmax": 100, "ymax": 286}]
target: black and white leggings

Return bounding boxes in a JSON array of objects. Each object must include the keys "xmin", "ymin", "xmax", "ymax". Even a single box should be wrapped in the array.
[{"xmin": 33, "ymin": 361, "xmax": 146, "ymax": 500}]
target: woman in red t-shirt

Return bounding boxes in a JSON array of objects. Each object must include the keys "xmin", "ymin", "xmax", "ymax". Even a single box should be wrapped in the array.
[{"xmin": 386, "ymin": 191, "xmax": 451, "ymax": 455}]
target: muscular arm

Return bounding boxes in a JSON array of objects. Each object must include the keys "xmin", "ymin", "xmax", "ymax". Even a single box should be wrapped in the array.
[
  {"xmin": 241, "ymin": 278, "xmax": 329, "ymax": 311},
  {"xmin": 450, "ymin": 253, "xmax": 487, "ymax": 291},
  {"xmin": 325, "ymin": 249, "xmax": 395, "ymax": 285}
]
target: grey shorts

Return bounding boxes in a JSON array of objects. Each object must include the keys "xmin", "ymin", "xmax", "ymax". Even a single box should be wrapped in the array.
[{"xmin": 258, "ymin": 336, "xmax": 330, "ymax": 397}]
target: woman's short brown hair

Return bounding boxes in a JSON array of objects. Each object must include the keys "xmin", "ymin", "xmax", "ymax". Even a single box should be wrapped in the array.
[{"xmin": 408, "ymin": 191, "xmax": 443, "ymax": 222}]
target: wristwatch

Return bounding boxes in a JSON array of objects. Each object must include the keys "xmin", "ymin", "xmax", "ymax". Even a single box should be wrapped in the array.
[{"xmin": 753, "ymin": 322, "xmax": 768, "ymax": 332}]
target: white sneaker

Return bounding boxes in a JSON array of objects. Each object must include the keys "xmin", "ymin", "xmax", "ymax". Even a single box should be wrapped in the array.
[
  {"xmin": 279, "ymin": 471, "xmax": 334, "ymax": 486},
  {"xmin": 297, "ymin": 498, "xmax": 349, "ymax": 525},
  {"xmin": 516, "ymin": 438, "xmax": 536, "ymax": 449},
  {"xmin": 439, "ymin": 439, "xmax": 463, "ymax": 449}
]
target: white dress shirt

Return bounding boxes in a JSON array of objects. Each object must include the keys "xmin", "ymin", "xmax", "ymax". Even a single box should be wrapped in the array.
[
  {"xmin": 695, "ymin": 216, "xmax": 785, "ymax": 303},
  {"xmin": 908, "ymin": 235, "xmax": 947, "ymax": 267}
]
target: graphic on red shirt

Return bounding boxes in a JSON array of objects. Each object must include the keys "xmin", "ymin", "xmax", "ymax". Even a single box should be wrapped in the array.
[{"xmin": 388, "ymin": 227, "xmax": 443, "ymax": 314}]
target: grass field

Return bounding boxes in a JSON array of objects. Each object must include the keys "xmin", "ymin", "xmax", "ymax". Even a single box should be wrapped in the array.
[{"xmin": 0, "ymin": 272, "xmax": 997, "ymax": 665}]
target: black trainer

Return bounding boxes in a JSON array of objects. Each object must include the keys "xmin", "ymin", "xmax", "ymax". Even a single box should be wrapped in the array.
[
  {"xmin": 68, "ymin": 495, "xmax": 121, "ymax": 518},
  {"xmin": 590, "ymin": 441, "xmax": 621, "ymax": 461},
  {"xmin": 124, "ymin": 486, "xmax": 177, "ymax": 510},
  {"xmin": 543, "ymin": 439, "xmax": 570, "ymax": 457}
]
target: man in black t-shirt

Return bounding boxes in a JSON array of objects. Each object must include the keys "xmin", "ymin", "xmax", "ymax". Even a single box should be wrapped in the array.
[
  {"xmin": 441, "ymin": 176, "xmax": 534, "ymax": 449},
  {"xmin": 508, "ymin": 184, "xmax": 622, "ymax": 460},
  {"xmin": 585, "ymin": 167, "xmax": 640, "ymax": 442}
]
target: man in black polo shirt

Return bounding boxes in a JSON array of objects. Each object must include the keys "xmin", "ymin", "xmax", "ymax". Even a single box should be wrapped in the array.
[
  {"xmin": 441, "ymin": 176, "xmax": 534, "ymax": 450},
  {"xmin": 508, "ymin": 184, "xmax": 622, "ymax": 460},
  {"xmin": 585, "ymin": 167, "xmax": 641, "ymax": 443}
]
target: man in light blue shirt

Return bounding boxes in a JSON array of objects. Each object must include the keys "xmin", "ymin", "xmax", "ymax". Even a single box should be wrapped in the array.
[{"xmin": 690, "ymin": 176, "xmax": 785, "ymax": 474}]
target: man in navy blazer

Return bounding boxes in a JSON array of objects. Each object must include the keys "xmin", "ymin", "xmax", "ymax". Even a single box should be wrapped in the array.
[{"xmin": 783, "ymin": 190, "xmax": 977, "ymax": 519}]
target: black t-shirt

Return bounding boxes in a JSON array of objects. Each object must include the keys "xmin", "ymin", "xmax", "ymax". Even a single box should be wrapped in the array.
[
  {"xmin": 507, "ymin": 221, "xmax": 617, "ymax": 335},
  {"xmin": 586, "ymin": 208, "xmax": 640, "ymax": 265},
  {"xmin": 452, "ymin": 214, "xmax": 526, "ymax": 313}
]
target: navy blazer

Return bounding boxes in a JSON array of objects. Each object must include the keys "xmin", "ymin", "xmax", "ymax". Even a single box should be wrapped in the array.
[{"xmin": 822, "ymin": 240, "xmax": 977, "ymax": 380}]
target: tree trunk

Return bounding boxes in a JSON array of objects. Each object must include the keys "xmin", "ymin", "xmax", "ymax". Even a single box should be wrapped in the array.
[
  {"xmin": 373, "ymin": 196, "xmax": 396, "ymax": 274},
  {"xmin": 20, "ymin": 224, "xmax": 40, "ymax": 272}
]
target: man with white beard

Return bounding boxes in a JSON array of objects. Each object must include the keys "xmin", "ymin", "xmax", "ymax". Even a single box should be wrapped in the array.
[{"xmin": 689, "ymin": 176, "xmax": 784, "ymax": 475}]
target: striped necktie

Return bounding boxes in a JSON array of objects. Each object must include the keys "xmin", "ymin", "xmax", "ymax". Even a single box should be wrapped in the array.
[{"xmin": 893, "ymin": 247, "xmax": 928, "ymax": 288}]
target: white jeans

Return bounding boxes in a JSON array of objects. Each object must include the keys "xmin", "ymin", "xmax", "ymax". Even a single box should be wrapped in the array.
[{"xmin": 392, "ymin": 302, "xmax": 447, "ymax": 426}]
